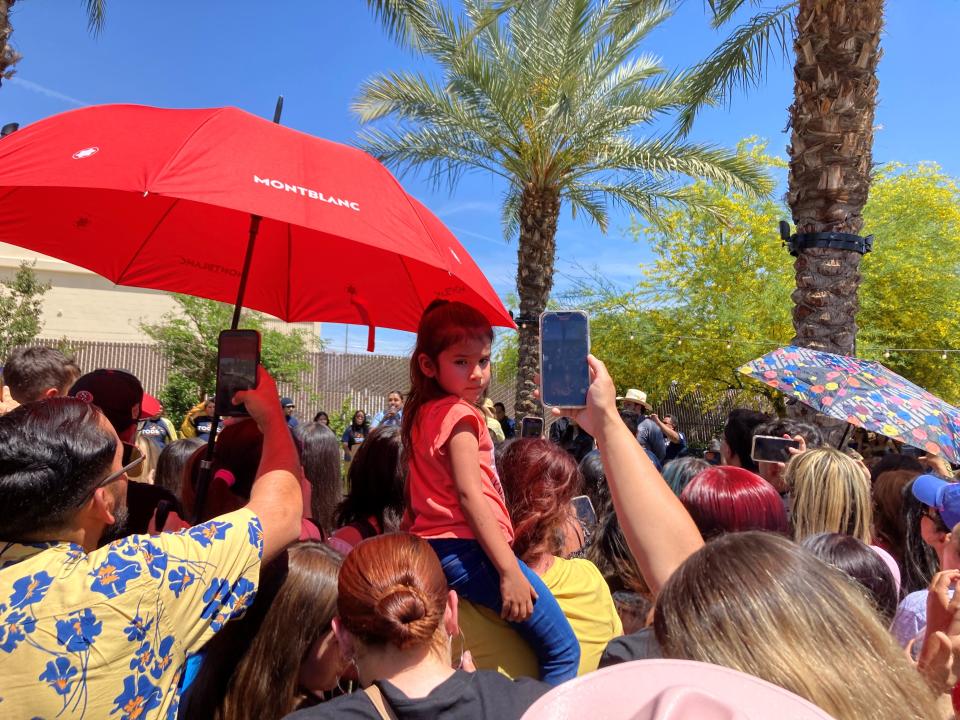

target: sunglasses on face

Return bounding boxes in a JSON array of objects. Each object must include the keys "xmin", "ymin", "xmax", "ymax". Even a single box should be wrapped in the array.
[{"xmin": 75, "ymin": 443, "xmax": 145, "ymax": 507}]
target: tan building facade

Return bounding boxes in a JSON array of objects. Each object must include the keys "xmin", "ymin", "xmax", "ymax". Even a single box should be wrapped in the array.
[{"xmin": 0, "ymin": 242, "xmax": 321, "ymax": 342}]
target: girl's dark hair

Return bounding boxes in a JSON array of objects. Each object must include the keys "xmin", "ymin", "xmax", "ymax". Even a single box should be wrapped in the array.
[
  {"xmin": 153, "ymin": 438, "xmax": 204, "ymax": 502},
  {"xmin": 401, "ymin": 300, "xmax": 493, "ymax": 463},
  {"xmin": 338, "ymin": 533, "xmax": 449, "ymax": 651},
  {"xmin": 902, "ymin": 477, "xmax": 942, "ymax": 593},
  {"xmin": 295, "ymin": 422, "xmax": 342, "ymax": 534},
  {"xmin": 496, "ymin": 438, "xmax": 582, "ymax": 564},
  {"xmin": 180, "ymin": 542, "xmax": 341, "ymax": 720},
  {"xmin": 334, "ymin": 425, "xmax": 405, "ymax": 532},
  {"xmin": 801, "ymin": 532, "xmax": 899, "ymax": 623},
  {"xmin": 313, "ymin": 411, "xmax": 329, "ymax": 424}
]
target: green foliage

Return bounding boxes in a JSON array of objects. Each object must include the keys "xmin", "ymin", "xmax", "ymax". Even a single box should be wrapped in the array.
[
  {"xmin": 0, "ymin": 262, "xmax": 51, "ymax": 362},
  {"xmin": 328, "ymin": 397, "xmax": 355, "ymax": 439},
  {"xmin": 158, "ymin": 372, "xmax": 199, "ymax": 428},
  {"xmin": 570, "ymin": 146, "xmax": 960, "ymax": 406},
  {"xmin": 141, "ymin": 294, "xmax": 323, "ymax": 404}
]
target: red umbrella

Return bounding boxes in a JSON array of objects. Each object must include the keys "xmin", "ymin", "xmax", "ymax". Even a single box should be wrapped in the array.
[{"xmin": 0, "ymin": 103, "xmax": 514, "ymax": 348}]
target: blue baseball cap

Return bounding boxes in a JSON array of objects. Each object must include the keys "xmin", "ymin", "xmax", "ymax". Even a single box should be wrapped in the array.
[{"xmin": 912, "ymin": 474, "xmax": 960, "ymax": 530}]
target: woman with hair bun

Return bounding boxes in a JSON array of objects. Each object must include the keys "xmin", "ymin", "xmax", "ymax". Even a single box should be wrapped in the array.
[{"xmin": 285, "ymin": 533, "xmax": 549, "ymax": 720}]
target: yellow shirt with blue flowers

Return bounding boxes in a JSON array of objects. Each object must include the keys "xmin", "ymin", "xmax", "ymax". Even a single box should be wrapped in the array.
[{"xmin": 0, "ymin": 508, "xmax": 263, "ymax": 720}]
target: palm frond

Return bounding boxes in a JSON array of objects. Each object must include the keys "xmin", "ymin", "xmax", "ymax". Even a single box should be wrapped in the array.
[
  {"xmin": 83, "ymin": 0, "xmax": 107, "ymax": 35},
  {"xmin": 365, "ymin": 0, "xmax": 464, "ymax": 62},
  {"xmin": 564, "ymin": 184, "xmax": 611, "ymax": 233},
  {"xmin": 706, "ymin": 0, "xmax": 769, "ymax": 28},
  {"xmin": 358, "ymin": 126, "xmax": 510, "ymax": 190},
  {"xmin": 675, "ymin": 2, "xmax": 796, "ymax": 136},
  {"xmin": 500, "ymin": 186, "xmax": 523, "ymax": 240}
]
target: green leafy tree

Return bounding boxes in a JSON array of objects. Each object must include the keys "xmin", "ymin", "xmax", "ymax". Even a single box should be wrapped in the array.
[
  {"xmin": 0, "ymin": 261, "xmax": 50, "ymax": 361},
  {"xmin": 359, "ymin": 0, "xmax": 770, "ymax": 419},
  {"xmin": 570, "ymin": 149, "xmax": 960, "ymax": 407},
  {"xmin": 141, "ymin": 294, "xmax": 322, "ymax": 419}
]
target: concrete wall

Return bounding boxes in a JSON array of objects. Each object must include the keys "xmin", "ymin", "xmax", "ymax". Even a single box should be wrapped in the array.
[{"xmin": 0, "ymin": 242, "xmax": 320, "ymax": 342}]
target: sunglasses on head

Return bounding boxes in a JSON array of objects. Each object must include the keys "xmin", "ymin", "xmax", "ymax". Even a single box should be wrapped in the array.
[{"xmin": 75, "ymin": 443, "xmax": 145, "ymax": 507}]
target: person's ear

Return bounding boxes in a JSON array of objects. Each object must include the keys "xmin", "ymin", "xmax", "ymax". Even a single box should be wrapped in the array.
[
  {"xmin": 418, "ymin": 353, "xmax": 437, "ymax": 379},
  {"xmin": 443, "ymin": 589, "xmax": 460, "ymax": 637},
  {"xmin": 42, "ymin": 387, "xmax": 60, "ymax": 399},
  {"xmin": 332, "ymin": 617, "xmax": 355, "ymax": 659},
  {"xmin": 91, "ymin": 485, "xmax": 118, "ymax": 525}
]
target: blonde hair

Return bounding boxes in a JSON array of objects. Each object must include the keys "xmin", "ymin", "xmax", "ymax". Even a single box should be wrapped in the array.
[
  {"xmin": 655, "ymin": 532, "xmax": 939, "ymax": 720},
  {"xmin": 135, "ymin": 433, "xmax": 162, "ymax": 484},
  {"xmin": 787, "ymin": 448, "xmax": 872, "ymax": 543}
]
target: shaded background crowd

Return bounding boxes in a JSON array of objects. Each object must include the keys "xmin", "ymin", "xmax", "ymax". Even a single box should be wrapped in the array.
[{"xmin": 0, "ymin": 342, "xmax": 958, "ymax": 719}]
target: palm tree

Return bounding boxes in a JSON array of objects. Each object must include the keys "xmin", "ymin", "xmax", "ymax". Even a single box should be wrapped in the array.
[
  {"xmin": 0, "ymin": 0, "xmax": 106, "ymax": 86},
  {"xmin": 679, "ymin": 0, "xmax": 884, "ymax": 356},
  {"xmin": 360, "ymin": 0, "xmax": 770, "ymax": 418}
]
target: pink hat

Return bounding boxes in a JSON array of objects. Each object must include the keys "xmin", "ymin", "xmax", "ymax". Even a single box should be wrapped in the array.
[
  {"xmin": 870, "ymin": 544, "xmax": 902, "ymax": 596},
  {"xmin": 521, "ymin": 659, "xmax": 836, "ymax": 720}
]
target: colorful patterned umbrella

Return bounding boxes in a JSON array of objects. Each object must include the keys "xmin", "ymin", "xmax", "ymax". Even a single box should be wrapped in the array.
[{"xmin": 739, "ymin": 345, "xmax": 960, "ymax": 463}]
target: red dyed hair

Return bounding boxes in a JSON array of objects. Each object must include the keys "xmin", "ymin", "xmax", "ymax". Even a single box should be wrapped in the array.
[
  {"xmin": 680, "ymin": 465, "xmax": 788, "ymax": 540},
  {"xmin": 337, "ymin": 533, "xmax": 449, "ymax": 651},
  {"xmin": 496, "ymin": 438, "xmax": 582, "ymax": 563}
]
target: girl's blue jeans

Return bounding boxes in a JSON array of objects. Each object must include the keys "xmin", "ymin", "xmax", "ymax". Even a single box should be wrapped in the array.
[{"xmin": 428, "ymin": 538, "xmax": 580, "ymax": 684}]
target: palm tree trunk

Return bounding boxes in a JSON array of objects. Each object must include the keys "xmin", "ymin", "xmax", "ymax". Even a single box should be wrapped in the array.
[
  {"xmin": 787, "ymin": 0, "xmax": 883, "ymax": 355},
  {"xmin": 0, "ymin": 0, "xmax": 20, "ymax": 85},
  {"xmin": 514, "ymin": 183, "xmax": 560, "ymax": 421}
]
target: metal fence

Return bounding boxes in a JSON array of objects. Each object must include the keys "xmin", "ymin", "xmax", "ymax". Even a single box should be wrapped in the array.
[{"xmin": 30, "ymin": 339, "xmax": 764, "ymax": 441}]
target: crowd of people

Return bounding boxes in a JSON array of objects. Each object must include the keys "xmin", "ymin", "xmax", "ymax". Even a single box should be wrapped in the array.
[{"xmin": 1, "ymin": 303, "xmax": 959, "ymax": 718}]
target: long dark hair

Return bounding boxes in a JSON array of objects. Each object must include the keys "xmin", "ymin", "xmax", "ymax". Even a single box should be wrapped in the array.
[
  {"xmin": 334, "ymin": 425, "xmax": 405, "ymax": 532},
  {"xmin": 295, "ymin": 422, "xmax": 342, "ymax": 534},
  {"xmin": 400, "ymin": 300, "xmax": 493, "ymax": 462},
  {"xmin": 153, "ymin": 437, "xmax": 204, "ymax": 502},
  {"xmin": 902, "ymin": 477, "xmax": 942, "ymax": 594},
  {"xmin": 180, "ymin": 542, "xmax": 341, "ymax": 720}
]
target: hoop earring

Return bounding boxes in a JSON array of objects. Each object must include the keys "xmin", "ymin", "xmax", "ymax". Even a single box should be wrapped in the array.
[
  {"xmin": 336, "ymin": 657, "xmax": 360, "ymax": 695},
  {"xmin": 453, "ymin": 629, "xmax": 467, "ymax": 669}
]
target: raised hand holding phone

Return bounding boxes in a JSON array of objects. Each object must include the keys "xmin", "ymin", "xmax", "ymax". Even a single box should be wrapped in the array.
[
  {"xmin": 215, "ymin": 329, "xmax": 261, "ymax": 417},
  {"xmin": 539, "ymin": 311, "xmax": 590, "ymax": 409}
]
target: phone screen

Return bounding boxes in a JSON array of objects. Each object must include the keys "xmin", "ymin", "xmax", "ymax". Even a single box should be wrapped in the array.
[
  {"xmin": 539, "ymin": 311, "xmax": 590, "ymax": 408},
  {"xmin": 520, "ymin": 416, "xmax": 544, "ymax": 438},
  {"xmin": 215, "ymin": 330, "xmax": 261, "ymax": 417},
  {"xmin": 751, "ymin": 435, "xmax": 801, "ymax": 464},
  {"xmin": 571, "ymin": 495, "xmax": 597, "ymax": 528}
]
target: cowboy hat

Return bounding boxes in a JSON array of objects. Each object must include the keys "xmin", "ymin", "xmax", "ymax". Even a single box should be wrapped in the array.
[{"xmin": 616, "ymin": 388, "xmax": 652, "ymax": 411}]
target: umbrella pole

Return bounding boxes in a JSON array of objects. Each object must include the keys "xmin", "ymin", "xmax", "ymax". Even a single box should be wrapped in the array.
[
  {"xmin": 837, "ymin": 422, "xmax": 852, "ymax": 450},
  {"xmin": 193, "ymin": 96, "xmax": 285, "ymax": 523}
]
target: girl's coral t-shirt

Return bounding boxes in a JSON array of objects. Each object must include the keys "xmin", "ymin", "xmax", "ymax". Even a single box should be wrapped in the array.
[{"xmin": 407, "ymin": 396, "xmax": 514, "ymax": 543}]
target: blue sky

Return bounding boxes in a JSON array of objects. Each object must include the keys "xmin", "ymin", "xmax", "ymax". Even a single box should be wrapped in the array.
[{"xmin": 4, "ymin": 1, "xmax": 960, "ymax": 354}]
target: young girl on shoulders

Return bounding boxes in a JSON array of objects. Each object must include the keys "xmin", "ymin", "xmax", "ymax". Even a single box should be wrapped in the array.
[{"xmin": 401, "ymin": 300, "xmax": 580, "ymax": 684}]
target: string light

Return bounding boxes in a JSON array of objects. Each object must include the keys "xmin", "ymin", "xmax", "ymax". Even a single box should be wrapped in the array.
[
  {"xmin": 884, "ymin": 351, "xmax": 890, "ymax": 359},
  {"xmin": 942, "ymin": 353, "xmax": 949, "ymax": 361}
]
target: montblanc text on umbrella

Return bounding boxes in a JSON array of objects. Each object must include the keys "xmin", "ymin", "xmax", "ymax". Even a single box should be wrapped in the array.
[{"xmin": 253, "ymin": 175, "xmax": 360, "ymax": 211}]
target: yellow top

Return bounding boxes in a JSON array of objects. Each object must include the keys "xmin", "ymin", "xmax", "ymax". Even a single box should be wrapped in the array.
[
  {"xmin": 458, "ymin": 556, "xmax": 622, "ymax": 678},
  {"xmin": 0, "ymin": 508, "xmax": 263, "ymax": 720}
]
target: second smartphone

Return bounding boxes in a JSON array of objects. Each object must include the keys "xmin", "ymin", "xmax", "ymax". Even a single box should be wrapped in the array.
[{"xmin": 214, "ymin": 329, "xmax": 261, "ymax": 417}]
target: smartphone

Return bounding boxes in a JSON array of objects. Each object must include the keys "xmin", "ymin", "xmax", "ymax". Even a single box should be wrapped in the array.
[
  {"xmin": 539, "ymin": 311, "xmax": 590, "ymax": 408},
  {"xmin": 214, "ymin": 329, "xmax": 261, "ymax": 417},
  {"xmin": 751, "ymin": 435, "xmax": 801, "ymax": 464},
  {"xmin": 520, "ymin": 416, "xmax": 544, "ymax": 438},
  {"xmin": 571, "ymin": 495, "xmax": 597, "ymax": 528}
]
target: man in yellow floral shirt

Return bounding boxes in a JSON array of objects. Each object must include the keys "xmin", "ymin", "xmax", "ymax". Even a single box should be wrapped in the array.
[{"xmin": 0, "ymin": 367, "xmax": 302, "ymax": 720}]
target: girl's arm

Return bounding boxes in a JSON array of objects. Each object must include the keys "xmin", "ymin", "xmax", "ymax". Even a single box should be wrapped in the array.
[{"xmin": 448, "ymin": 420, "xmax": 536, "ymax": 621}]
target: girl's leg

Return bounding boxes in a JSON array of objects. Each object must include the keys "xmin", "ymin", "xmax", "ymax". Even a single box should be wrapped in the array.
[{"xmin": 428, "ymin": 539, "xmax": 580, "ymax": 684}]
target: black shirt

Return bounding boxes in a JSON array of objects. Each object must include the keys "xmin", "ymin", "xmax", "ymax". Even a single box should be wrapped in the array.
[
  {"xmin": 284, "ymin": 670, "xmax": 549, "ymax": 720},
  {"xmin": 599, "ymin": 626, "xmax": 663, "ymax": 668}
]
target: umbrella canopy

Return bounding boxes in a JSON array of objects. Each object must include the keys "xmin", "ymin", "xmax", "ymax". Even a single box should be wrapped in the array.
[
  {"xmin": 739, "ymin": 345, "xmax": 960, "ymax": 463},
  {"xmin": 0, "ymin": 104, "xmax": 514, "ymax": 347}
]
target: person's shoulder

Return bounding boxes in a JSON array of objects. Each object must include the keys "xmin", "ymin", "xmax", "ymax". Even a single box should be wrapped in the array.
[
  {"xmin": 467, "ymin": 669, "xmax": 551, "ymax": 706},
  {"xmin": 600, "ymin": 626, "xmax": 663, "ymax": 667},
  {"xmin": 552, "ymin": 556, "xmax": 605, "ymax": 582},
  {"xmin": 283, "ymin": 692, "xmax": 378, "ymax": 720}
]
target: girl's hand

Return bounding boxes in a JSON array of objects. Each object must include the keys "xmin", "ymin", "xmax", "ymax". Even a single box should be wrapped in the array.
[{"xmin": 500, "ymin": 565, "xmax": 537, "ymax": 622}]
